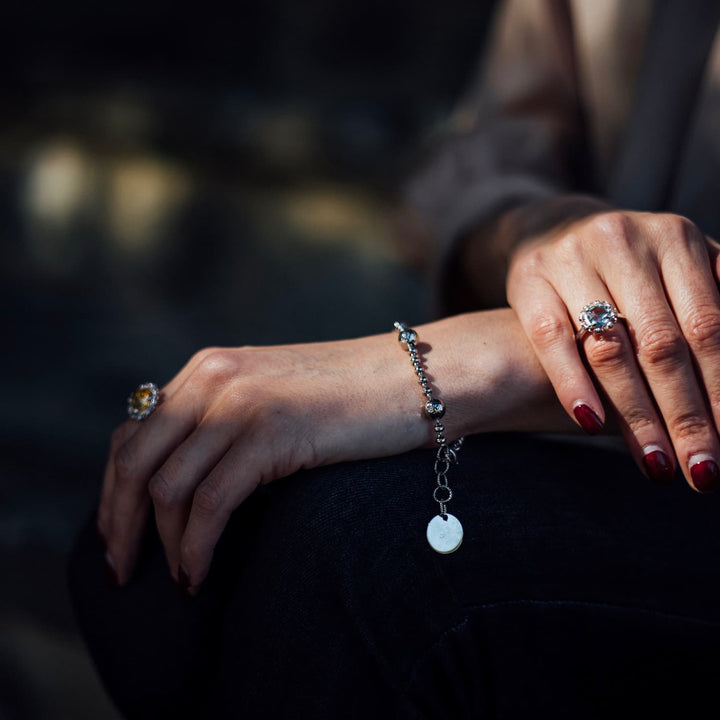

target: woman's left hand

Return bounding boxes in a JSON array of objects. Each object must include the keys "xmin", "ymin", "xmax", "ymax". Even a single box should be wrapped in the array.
[
  {"xmin": 96, "ymin": 310, "xmax": 569, "ymax": 594},
  {"xmin": 97, "ymin": 335, "xmax": 433, "ymax": 594}
]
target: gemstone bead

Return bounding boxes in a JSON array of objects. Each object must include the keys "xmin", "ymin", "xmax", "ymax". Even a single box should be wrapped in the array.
[{"xmin": 424, "ymin": 399, "xmax": 445, "ymax": 419}]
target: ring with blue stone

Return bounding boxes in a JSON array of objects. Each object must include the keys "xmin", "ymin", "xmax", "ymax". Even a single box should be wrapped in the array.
[{"xmin": 576, "ymin": 300, "xmax": 624, "ymax": 341}]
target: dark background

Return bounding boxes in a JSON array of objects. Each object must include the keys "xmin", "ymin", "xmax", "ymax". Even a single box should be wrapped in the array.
[{"xmin": 0, "ymin": 1, "xmax": 495, "ymax": 716}]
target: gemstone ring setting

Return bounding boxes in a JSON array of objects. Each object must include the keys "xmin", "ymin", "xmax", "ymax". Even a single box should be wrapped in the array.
[
  {"xmin": 577, "ymin": 300, "xmax": 623, "ymax": 340},
  {"xmin": 127, "ymin": 382, "xmax": 161, "ymax": 421}
]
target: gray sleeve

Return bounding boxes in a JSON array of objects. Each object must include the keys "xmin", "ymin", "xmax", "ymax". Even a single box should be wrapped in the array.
[{"xmin": 404, "ymin": 0, "xmax": 592, "ymax": 312}]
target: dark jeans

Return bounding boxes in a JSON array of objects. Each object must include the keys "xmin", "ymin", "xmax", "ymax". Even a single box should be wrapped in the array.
[{"xmin": 68, "ymin": 433, "xmax": 720, "ymax": 719}]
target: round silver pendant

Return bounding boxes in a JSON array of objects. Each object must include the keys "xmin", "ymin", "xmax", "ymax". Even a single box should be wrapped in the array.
[{"xmin": 426, "ymin": 513, "xmax": 463, "ymax": 554}]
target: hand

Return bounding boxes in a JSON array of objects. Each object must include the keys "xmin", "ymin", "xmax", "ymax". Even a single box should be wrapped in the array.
[
  {"xmin": 97, "ymin": 310, "xmax": 568, "ymax": 592},
  {"xmin": 507, "ymin": 208, "xmax": 720, "ymax": 492}
]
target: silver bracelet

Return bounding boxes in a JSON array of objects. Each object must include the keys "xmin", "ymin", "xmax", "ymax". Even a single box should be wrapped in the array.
[{"xmin": 393, "ymin": 322, "xmax": 464, "ymax": 554}]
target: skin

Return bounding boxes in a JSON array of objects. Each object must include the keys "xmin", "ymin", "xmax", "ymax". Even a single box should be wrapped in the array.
[
  {"xmin": 98, "ymin": 309, "xmax": 572, "ymax": 593},
  {"xmin": 452, "ymin": 196, "xmax": 720, "ymax": 491},
  {"xmin": 506, "ymin": 207, "xmax": 720, "ymax": 491},
  {"xmin": 99, "ymin": 206, "xmax": 720, "ymax": 593}
]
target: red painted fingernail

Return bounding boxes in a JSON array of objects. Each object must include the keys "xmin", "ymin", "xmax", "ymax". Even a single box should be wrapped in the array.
[
  {"xmin": 573, "ymin": 403, "xmax": 604, "ymax": 435},
  {"xmin": 177, "ymin": 566, "xmax": 195, "ymax": 598},
  {"xmin": 690, "ymin": 456, "xmax": 720, "ymax": 493},
  {"xmin": 643, "ymin": 447, "xmax": 674, "ymax": 485},
  {"xmin": 104, "ymin": 551, "xmax": 119, "ymax": 587}
]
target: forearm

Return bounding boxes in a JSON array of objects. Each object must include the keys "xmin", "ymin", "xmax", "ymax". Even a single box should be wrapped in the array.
[
  {"xmin": 262, "ymin": 308, "xmax": 574, "ymax": 470},
  {"xmin": 326, "ymin": 308, "xmax": 574, "ymax": 463}
]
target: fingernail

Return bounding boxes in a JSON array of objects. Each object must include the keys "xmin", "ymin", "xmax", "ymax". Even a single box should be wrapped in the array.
[
  {"xmin": 104, "ymin": 551, "xmax": 119, "ymax": 587},
  {"xmin": 643, "ymin": 446, "xmax": 675, "ymax": 485},
  {"xmin": 177, "ymin": 565, "xmax": 195, "ymax": 598},
  {"xmin": 573, "ymin": 402, "xmax": 604, "ymax": 435},
  {"xmin": 689, "ymin": 455, "xmax": 720, "ymax": 493}
]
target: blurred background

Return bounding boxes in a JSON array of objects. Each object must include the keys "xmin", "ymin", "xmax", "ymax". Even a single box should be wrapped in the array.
[{"xmin": 0, "ymin": 1, "xmax": 495, "ymax": 716}]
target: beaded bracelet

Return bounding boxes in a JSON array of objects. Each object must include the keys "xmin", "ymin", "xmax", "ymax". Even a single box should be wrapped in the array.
[{"xmin": 394, "ymin": 322, "xmax": 464, "ymax": 554}]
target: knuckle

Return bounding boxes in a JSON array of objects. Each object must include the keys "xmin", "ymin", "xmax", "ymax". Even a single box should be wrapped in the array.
[
  {"xmin": 673, "ymin": 214, "xmax": 696, "ymax": 238},
  {"xmin": 685, "ymin": 309, "xmax": 720, "ymax": 349},
  {"xmin": 190, "ymin": 346, "xmax": 220, "ymax": 364},
  {"xmin": 510, "ymin": 244, "xmax": 545, "ymax": 279},
  {"xmin": 591, "ymin": 211, "xmax": 633, "ymax": 246},
  {"xmin": 655, "ymin": 213, "xmax": 701, "ymax": 251},
  {"xmin": 621, "ymin": 409, "xmax": 656, "ymax": 436},
  {"xmin": 668, "ymin": 412, "xmax": 708, "ymax": 443},
  {"xmin": 196, "ymin": 349, "xmax": 237, "ymax": 383},
  {"xmin": 645, "ymin": 211, "xmax": 673, "ymax": 235},
  {"xmin": 584, "ymin": 337, "xmax": 627, "ymax": 370},
  {"xmin": 193, "ymin": 481, "xmax": 224, "ymax": 518},
  {"xmin": 660, "ymin": 213, "xmax": 694, "ymax": 238},
  {"xmin": 528, "ymin": 314, "xmax": 572, "ymax": 351},
  {"xmin": 637, "ymin": 326, "xmax": 686, "ymax": 367},
  {"xmin": 553, "ymin": 232, "xmax": 584, "ymax": 263},
  {"xmin": 148, "ymin": 471, "xmax": 176, "ymax": 508}
]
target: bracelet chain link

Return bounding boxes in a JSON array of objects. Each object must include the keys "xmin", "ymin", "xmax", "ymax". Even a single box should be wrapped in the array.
[{"xmin": 393, "ymin": 322, "xmax": 464, "ymax": 519}]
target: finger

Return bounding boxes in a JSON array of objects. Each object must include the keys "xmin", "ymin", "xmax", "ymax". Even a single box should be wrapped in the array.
[
  {"xmin": 106, "ymin": 391, "xmax": 202, "ymax": 584},
  {"xmin": 545, "ymin": 249, "xmax": 679, "ymax": 487},
  {"xmin": 149, "ymin": 421, "xmax": 237, "ymax": 581},
  {"xmin": 705, "ymin": 235, "xmax": 720, "ymax": 280},
  {"xmin": 179, "ymin": 442, "xmax": 263, "ymax": 594},
  {"xmin": 661, "ymin": 228, "xmax": 720, "ymax": 435},
  {"xmin": 97, "ymin": 421, "xmax": 139, "ymax": 543},
  {"xmin": 579, "ymin": 322, "xmax": 676, "ymax": 486},
  {"xmin": 98, "ymin": 367, "xmax": 196, "ymax": 541},
  {"xmin": 608, "ymin": 263, "xmax": 720, "ymax": 493},
  {"xmin": 510, "ymin": 276, "xmax": 606, "ymax": 433}
]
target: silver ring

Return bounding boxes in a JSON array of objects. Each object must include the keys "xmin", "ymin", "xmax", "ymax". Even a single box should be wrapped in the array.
[
  {"xmin": 576, "ymin": 300, "xmax": 624, "ymax": 341},
  {"xmin": 127, "ymin": 382, "xmax": 160, "ymax": 420}
]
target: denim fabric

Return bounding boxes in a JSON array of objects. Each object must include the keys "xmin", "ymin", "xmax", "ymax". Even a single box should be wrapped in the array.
[{"xmin": 68, "ymin": 433, "xmax": 720, "ymax": 718}]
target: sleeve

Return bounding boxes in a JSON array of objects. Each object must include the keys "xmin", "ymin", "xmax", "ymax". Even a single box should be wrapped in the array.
[{"xmin": 404, "ymin": 0, "xmax": 594, "ymax": 314}]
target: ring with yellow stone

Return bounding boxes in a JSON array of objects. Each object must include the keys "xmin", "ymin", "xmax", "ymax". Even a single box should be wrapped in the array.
[{"xmin": 127, "ymin": 382, "xmax": 160, "ymax": 421}]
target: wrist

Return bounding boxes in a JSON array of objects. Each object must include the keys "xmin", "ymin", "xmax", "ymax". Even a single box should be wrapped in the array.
[
  {"xmin": 412, "ymin": 310, "xmax": 572, "ymax": 439},
  {"xmin": 453, "ymin": 195, "xmax": 610, "ymax": 310}
]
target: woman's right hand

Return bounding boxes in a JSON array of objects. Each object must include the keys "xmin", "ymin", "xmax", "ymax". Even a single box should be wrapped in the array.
[{"xmin": 507, "ymin": 208, "xmax": 720, "ymax": 492}]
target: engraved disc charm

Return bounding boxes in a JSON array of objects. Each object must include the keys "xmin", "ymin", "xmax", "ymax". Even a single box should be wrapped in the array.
[{"xmin": 426, "ymin": 513, "xmax": 463, "ymax": 554}]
